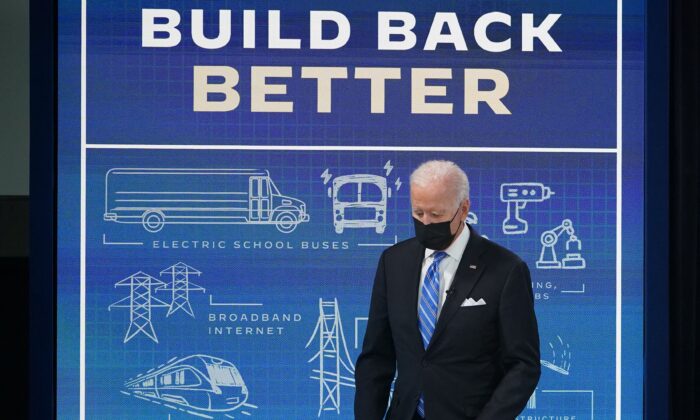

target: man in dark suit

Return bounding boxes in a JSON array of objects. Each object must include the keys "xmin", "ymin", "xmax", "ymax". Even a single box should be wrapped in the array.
[{"xmin": 354, "ymin": 160, "xmax": 540, "ymax": 420}]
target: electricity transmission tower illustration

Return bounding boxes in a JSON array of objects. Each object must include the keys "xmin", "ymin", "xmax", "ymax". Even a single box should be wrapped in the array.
[
  {"xmin": 306, "ymin": 298, "xmax": 356, "ymax": 417},
  {"xmin": 108, "ymin": 271, "xmax": 169, "ymax": 343},
  {"xmin": 159, "ymin": 262, "xmax": 205, "ymax": 317}
]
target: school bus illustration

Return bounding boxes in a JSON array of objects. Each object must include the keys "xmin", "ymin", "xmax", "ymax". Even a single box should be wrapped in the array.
[
  {"xmin": 103, "ymin": 168, "xmax": 309, "ymax": 233},
  {"xmin": 328, "ymin": 174, "xmax": 392, "ymax": 234}
]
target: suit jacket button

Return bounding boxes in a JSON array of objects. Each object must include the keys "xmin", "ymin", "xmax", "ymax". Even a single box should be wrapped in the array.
[{"xmin": 422, "ymin": 360, "xmax": 429, "ymax": 367}]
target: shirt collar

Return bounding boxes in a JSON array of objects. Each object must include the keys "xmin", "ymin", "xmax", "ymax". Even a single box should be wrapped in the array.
[{"xmin": 424, "ymin": 222, "xmax": 471, "ymax": 262}]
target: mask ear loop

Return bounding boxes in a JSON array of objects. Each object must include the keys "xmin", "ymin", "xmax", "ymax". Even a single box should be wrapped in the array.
[
  {"xmin": 449, "ymin": 205, "xmax": 462, "ymax": 223},
  {"xmin": 450, "ymin": 203, "xmax": 468, "ymax": 237}
]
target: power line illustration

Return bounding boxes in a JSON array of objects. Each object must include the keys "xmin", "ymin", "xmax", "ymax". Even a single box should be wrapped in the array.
[
  {"xmin": 108, "ymin": 271, "xmax": 169, "ymax": 343},
  {"xmin": 108, "ymin": 262, "xmax": 207, "ymax": 344},
  {"xmin": 159, "ymin": 262, "xmax": 205, "ymax": 318},
  {"xmin": 306, "ymin": 298, "xmax": 356, "ymax": 416}
]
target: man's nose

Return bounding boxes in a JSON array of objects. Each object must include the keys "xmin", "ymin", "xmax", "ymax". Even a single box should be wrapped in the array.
[{"xmin": 420, "ymin": 215, "xmax": 436, "ymax": 225}]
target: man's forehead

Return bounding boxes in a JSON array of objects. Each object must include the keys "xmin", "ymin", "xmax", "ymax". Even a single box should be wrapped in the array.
[
  {"xmin": 411, "ymin": 195, "xmax": 453, "ymax": 210},
  {"xmin": 411, "ymin": 182, "xmax": 452, "ymax": 199}
]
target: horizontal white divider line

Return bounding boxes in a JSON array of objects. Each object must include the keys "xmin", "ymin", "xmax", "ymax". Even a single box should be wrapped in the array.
[{"xmin": 86, "ymin": 144, "xmax": 618, "ymax": 153}]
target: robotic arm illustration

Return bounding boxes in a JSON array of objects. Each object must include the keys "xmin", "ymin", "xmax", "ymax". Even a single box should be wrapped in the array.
[{"xmin": 536, "ymin": 219, "xmax": 586, "ymax": 269}]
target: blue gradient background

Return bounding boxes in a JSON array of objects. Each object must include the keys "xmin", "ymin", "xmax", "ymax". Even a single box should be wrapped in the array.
[{"xmin": 58, "ymin": 0, "xmax": 645, "ymax": 419}]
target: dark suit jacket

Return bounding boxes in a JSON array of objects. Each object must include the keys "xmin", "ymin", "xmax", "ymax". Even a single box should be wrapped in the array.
[{"xmin": 354, "ymin": 226, "xmax": 540, "ymax": 420}]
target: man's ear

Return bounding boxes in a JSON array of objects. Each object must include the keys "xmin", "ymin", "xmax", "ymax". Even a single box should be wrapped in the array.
[{"xmin": 463, "ymin": 199, "xmax": 471, "ymax": 215}]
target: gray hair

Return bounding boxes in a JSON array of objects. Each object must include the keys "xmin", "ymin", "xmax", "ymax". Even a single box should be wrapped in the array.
[{"xmin": 410, "ymin": 160, "xmax": 470, "ymax": 207}]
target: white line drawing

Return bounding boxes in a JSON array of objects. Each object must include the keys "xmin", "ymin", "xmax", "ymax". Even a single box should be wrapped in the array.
[
  {"xmin": 87, "ymin": 144, "xmax": 618, "ymax": 153},
  {"xmin": 108, "ymin": 272, "xmax": 169, "ymax": 343},
  {"xmin": 159, "ymin": 263, "xmax": 205, "ymax": 318},
  {"xmin": 394, "ymin": 177, "xmax": 402, "ymax": 191},
  {"xmin": 328, "ymin": 174, "xmax": 392, "ymax": 234},
  {"xmin": 383, "ymin": 160, "xmax": 394, "ymax": 176},
  {"xmin": 102, "ymin": 234, "xmax": 143, "ymax": 246},
  {"xmin": 357, "ymin": 235, "xmax": 399, "ymax": 247},
  {"xmin": 541, "ymin": 335, "xmax": 572, "ymax": 375},
  {"xmin": 354, "ymin": 317, "xmax": 369, "ymax": 349},
  {"xmin": 79, "ymin": 1, "xmax": 625, "ymax": 414},
  {"xmin": 320, "ymin": 169, "xmax": 333, "ymax": 185},
  {"xmin": 527, "ymin": 389, "xmax": 537, "ymax": 409},
  {"xmin": 103, "ymin": 168, "xmax": 310, "ymax": 234},
  {"xmin": 500, "ymin": 183, "xmax": 554, "ymax": 234},
  {"xmin": 123, "ymin": 354, "xmax": 257, "ymax": 416},
  {"xmin": 466, "ymin": 212, "xmax": 488, "ymax": 239},
  {"xmin": 306, "ymin": 298, "xmax": 356, "ymax": 416},
  {"xmin": 209, "ymin": 295, "xmax": 263, "ymax": 307},
  {"xmin": 540, "ymin": 390, "xmax": 594, "ymax": 419},
  {"xmin": 536, "ymin": 219, "xmax": 586, "ymax": 270},
  {"xmin": 561, "ymin": 284, "xmax": 586, "ymax": 294},
  {"xmin": 109, "ymin": 263, "xmax": 208, "ymax": 343}
]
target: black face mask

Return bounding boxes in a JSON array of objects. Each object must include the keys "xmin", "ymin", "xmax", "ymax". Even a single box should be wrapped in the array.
[{"xmin": 413, "ymin": 207, "xmax": 462, "ymax": 250}]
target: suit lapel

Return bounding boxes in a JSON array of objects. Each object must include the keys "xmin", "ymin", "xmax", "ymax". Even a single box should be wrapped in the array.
[{"xmin": 427, "ymin": 227, "xmax": 487, "ymax": 352}]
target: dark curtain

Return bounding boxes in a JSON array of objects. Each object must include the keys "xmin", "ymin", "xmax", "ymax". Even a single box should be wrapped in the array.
[
  {"xmin": 0, "ymin": 197, "xmax": 29, "ymax": 419},
  {"xmin": 669, "ymin": 0, "xmax": 700, "ymax": 418}
]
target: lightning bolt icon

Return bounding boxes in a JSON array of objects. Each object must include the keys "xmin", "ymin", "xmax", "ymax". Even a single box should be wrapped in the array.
[
  {"xmin": 383, "ymin": 160, "xmax": 394, "ymax": 176},
  {"xmin": 394, "ymin": 177, "xmax": 402, "ymax": 191},
  {"xmin": 320, "ymin": 169, "xmax": 332, "ymax": 185}
]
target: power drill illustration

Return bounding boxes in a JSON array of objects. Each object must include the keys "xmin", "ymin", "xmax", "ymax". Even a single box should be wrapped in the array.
[{"xmin": 500, "ymin": 182, "xmax": 555, "ymax": 234}]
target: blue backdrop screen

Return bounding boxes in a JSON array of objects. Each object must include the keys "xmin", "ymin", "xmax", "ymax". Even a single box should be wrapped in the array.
[{"xmin": 58, "ymin": 1, "xmax": 645, "ymax": 419}]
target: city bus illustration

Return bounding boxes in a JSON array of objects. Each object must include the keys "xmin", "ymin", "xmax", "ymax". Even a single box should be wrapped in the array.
[
  {"xmin": 124, "ymin": 354, "xmax": 252, "ymax": 413},
  {"xmin": 103, "ymin": 168, "xmax": 310, "ymax": 233},
  {"xmin": 328, "ymin": 174, "xmax": 392, "ymax": 234}
]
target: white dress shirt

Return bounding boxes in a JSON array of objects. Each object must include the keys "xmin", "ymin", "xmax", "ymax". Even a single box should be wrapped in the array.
[{"xmin": 417, "ymin": 222, "xmax": 471, "ymax": 318}]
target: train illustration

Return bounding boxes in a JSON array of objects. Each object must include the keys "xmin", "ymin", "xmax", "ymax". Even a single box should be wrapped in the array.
[{"xmin": 124, "ymin": 354, "xmax": 249, "ymax": 412}]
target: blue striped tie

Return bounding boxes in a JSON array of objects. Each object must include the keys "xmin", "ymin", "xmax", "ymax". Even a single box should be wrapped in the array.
[{"xmin": 417, "ymin": 251, "xmax": 447, "ymax": 418}]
